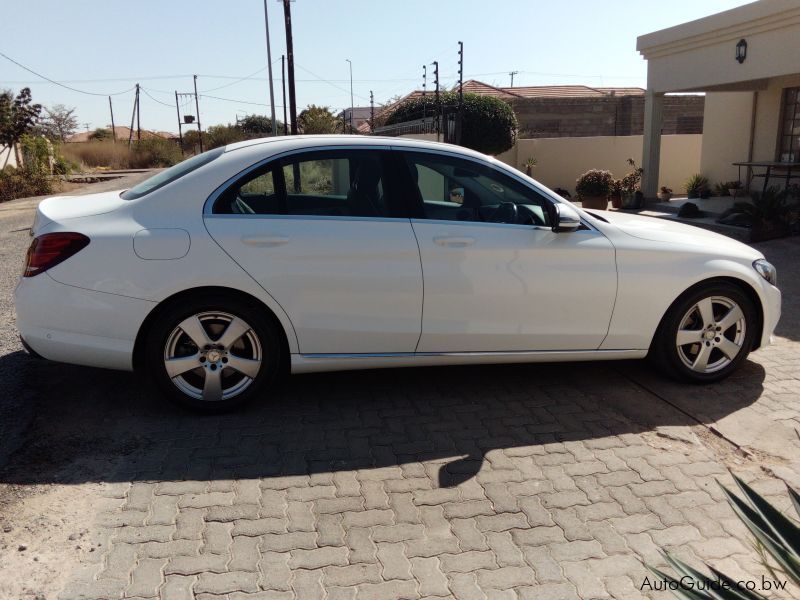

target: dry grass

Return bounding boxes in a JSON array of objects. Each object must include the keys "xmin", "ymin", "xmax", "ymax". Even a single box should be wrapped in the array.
[{"xmin": 61, "ymin": 139, "xmax": 182, "ymax": 170}]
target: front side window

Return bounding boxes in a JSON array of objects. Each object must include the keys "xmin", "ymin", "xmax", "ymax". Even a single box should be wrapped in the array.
[
  {"xmin": 402, "ymin": 152, "xmax": 553, "ymax": 226},
  {"xmin": 214, "ymin": 150, "xmax": 399, "ymax": 217},
  {"xmin": 778, "ymin": 87, "xmax": 800, "ymax": 162}
]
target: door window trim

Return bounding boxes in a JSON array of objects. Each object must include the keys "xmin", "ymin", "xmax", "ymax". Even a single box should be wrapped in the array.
[{"xmin": 204, "ymin": 145, "xmax": 414, "ymax": 222}]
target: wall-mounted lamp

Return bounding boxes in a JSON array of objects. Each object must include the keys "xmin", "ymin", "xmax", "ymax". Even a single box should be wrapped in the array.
[{"xmin": 736, "ymin": 39, "xmax": 747, "ymax": 64}]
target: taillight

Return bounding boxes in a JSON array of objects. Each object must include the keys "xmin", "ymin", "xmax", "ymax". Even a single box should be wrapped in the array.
[{"xmin": 23, "ymin": 232, "xmax": 90, "ymax": 277}]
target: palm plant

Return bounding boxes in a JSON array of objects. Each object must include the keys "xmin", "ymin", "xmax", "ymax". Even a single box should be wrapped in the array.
[
  {"xmin": 685, "ymin": 174, "xmax": 710, "ymax": 199},
  {"xmin": 718, "ymin": 186, "xmax": 795, "ymax": 240},
  {"xmin": 647, "ymin": 473, "xmax": 800, "ymax": 599},
  {"xmin": 522, "ymin": 156, "xmax": 537, "ymax": 176}
]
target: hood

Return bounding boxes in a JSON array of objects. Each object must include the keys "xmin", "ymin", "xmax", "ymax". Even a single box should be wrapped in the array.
[
  {"xmin": 588, "ymin": 210, "xmax": 762, "ymax": 259},
  {"xmin": 34, "ymin": 190, "xmax": 127, "ymax": 233}
]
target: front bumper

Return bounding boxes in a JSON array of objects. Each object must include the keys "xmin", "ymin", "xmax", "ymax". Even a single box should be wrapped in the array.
[
  {"xmin": 14, "ymin": 273, "xmax": 156, "ymax": 371},
  {"xmin": 758, "ymin": 279, "xmax": 781, "ymax": 349}
]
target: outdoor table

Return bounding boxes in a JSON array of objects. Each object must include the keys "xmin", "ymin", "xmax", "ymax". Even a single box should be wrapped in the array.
[{"xmin": 733, "ymin": 160, "xmax": 800, "ymax": 193}]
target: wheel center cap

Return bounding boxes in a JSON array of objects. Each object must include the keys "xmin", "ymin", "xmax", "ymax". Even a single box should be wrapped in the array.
[
  {"xmin": 704, "ymin": 330, "xmax": 716, "ymax": 340},
  {"xmin": 207, "ymin": 349, "xmax": 222, "ymax": 362}
]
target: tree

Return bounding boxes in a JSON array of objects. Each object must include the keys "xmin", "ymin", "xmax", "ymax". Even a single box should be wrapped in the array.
[
  {"xmin": 298, "ymin": 105, "xmax": 340, "ymax": 134},
  {"xmin": 239, "ymin": 114, "xmax": 283, "ymax": 137},
  {"xmin": 0, "ymin": 87, "xmax": 42, "ymax": 167},
  {"xmin": 39, "ymin": 104, "xmax": 79, "ymax": 142},
  {"xmin": 204, "ymin": 124, "xmax": 247, "ymax": 150},
  {"xmin": 89, "ymin": 128, "xmax": 113, "ymax": 141},
  {"xmin": 384, "ymin": 91, "xmax": 517, "ymax": 155}
]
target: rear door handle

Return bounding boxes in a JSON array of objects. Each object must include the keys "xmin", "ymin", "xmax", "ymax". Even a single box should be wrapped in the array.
[
  {"xmin": 241, "ymin": 235, "xmax": 289, "ymax": 247},
  {"xmin": 434, "ymin": 236, "xmax": 475, "ymax": 248}
]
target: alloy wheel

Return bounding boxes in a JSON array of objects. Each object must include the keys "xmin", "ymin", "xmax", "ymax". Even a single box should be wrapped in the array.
[
  {"xmin": 675, "ymin": 296, "xmax": 746, "ymax": 374},
  {"xmin": 163, "ymin": 311, "xmax": 262, "ymax": 402}
]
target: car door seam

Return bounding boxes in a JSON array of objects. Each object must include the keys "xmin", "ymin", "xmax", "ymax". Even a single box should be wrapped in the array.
[{"xmin": 408, "ymin": 219, "xmax": 426, "ymax": 353}]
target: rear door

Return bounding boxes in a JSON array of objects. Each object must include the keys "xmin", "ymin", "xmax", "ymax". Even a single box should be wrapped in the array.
[
  {"xmin": 398, "ymin": 149, "xmax": 618, "ymax": 352},
  {"xmin": 204, "ymin": 148, "xmax": 423, "ymax": 354}
]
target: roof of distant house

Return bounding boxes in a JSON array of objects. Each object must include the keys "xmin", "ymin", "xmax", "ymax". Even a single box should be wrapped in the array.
[{"xmin": 66, "ymin": 126, "xmax": 178, "ymax": 143}]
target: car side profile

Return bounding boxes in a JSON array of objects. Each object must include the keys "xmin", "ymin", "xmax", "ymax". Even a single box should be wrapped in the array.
[{"xmin": 15, "ymin": 136, "xmax": 781, "ymax": 411}]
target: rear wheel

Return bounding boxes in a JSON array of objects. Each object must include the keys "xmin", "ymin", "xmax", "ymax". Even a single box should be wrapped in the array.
[
  {"xmin": 145, "ymin": 295, "xmax": 282, "ymax": 412},
  {"xmin": 651, "ymin": 282, "xmax": 757, "ymax": 383}
]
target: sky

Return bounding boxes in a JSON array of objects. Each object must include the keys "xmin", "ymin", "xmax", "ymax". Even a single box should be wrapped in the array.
[{"xmin": 0, "ymin": 0, "xmax": 755, "ymax": 134}]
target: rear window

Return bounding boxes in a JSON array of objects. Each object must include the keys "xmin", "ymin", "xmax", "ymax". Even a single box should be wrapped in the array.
[{"xmin": 120, "ymin": 147, "xmax": 225, "ymax": 200}]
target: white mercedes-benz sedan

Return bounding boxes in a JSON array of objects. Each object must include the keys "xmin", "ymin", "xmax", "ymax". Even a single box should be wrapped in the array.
[{"xmin": 15, "ymin": 136, "xmax": 781, "ymax": 410}]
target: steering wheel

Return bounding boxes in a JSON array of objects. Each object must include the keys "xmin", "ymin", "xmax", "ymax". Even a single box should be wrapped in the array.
[{"xmin": 489, "ymin": 202, "xmax": 519, "ymax": 224}]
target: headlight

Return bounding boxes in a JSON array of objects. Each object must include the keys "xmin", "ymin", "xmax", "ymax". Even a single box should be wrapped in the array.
[{"xmin": 753, "ymin": 259, "xmax": 777, "ymax": 286}]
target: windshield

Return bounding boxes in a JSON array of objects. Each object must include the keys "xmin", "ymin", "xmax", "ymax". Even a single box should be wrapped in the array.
[{"xmin": 120, "ymin": 147, "xmax": 225, "ymax": 200}]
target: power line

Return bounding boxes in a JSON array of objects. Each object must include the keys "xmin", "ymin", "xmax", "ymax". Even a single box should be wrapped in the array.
[
  {"xmin": 140, "ymin": 87, "xmax": 175, "ymax": 108},
  {"xmin": 0, "ymin": 50, "xmax": 135, "ymax": 96}
]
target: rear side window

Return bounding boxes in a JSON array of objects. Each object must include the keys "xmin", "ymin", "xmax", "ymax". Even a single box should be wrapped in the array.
[
  {"xmin": 213, "ymin": 149, "xmax": 406, "ymax": 218},
  {"xmin": 121, "ymin": 147, "xmax": 225, "ymax": 200}
]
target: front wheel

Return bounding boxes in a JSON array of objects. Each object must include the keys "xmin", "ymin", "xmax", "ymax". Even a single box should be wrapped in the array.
[
  {"xmin": 650, "ymin": 282, "xmax": 758, "ymax": 383},
  {"xmin": 144, "ymin": 295, "xmax": 282, "ymax": 412}
]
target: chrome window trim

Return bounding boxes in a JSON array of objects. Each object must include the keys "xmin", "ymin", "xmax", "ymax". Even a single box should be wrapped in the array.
[
  {"xmin": 203, "ymin": 144, "xmax": 392, "ymax": 216},
  {"xmin": 204, "ymin": 213, "xmax": 412, "ymax": 224}
]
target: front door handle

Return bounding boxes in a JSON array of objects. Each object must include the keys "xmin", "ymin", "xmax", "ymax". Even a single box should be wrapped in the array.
[
  {"xmin": 434, "ymin": 236, "xmax": 475, "ymax": 248},
  {"xmin": 241, "ymin": 235, "xmax": 289, "ymax": 247}
]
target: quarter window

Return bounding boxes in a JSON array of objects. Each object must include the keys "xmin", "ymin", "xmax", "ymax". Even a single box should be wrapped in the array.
[
  {"xmin": 402, "ymin": 153, "xmax": 553, "ymax": 226},
  {"xmin": 778, "ymin": 87, "xmax": 800, "ymax": 162}
]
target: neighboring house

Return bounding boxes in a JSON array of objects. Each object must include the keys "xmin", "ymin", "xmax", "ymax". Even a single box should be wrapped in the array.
[
  {"xmin": 369, "ymin": 80, "xmax": 704, "ymax": 138},
  {"xmin": 338, "ymin": 107, "xmax": 373, "ymax": 131},
  {"xmin": 637, "ymin": 0, "xmax": 800, "ymax": 198},
  {"xmin": 65, "ymin": 126, "xmax": 178, "ymax": 143}
]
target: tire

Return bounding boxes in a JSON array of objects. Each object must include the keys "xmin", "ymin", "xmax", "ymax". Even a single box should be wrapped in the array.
[
  {"xmin": 650, "ymin": 281, "xmax": 758, "ymax": 383},
  {"xmin": 144, "ymin": 293, "xmax": 283, "ymax": 412}
]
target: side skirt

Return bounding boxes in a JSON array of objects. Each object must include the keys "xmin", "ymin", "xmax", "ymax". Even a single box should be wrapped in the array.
[{"xmin": 290, "ymin": 349, "xmax": 648, "ymax": 374}]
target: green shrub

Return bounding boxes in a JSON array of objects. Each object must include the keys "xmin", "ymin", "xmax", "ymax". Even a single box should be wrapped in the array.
[
  {"xmin": 0, "ymin": 165, "xmax": 54, "ymax": 202},
  {"xmin": 383, "ymin": 91, "xmax": 517, "ymax": 155},
  {"xmin": 61, "ymin": 139, "xmax": 182, "ymax": 169},
  {"xmin": 130, "ymin": 138, "xmax": 182, "ymax": 168},
  {"xmin": 575, "ymin": 169, "xmax": 613, "ymax": 197}
]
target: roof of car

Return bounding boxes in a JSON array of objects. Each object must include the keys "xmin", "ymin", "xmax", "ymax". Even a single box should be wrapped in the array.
[{"xmin": 222, "ymin": 134, "xmax": 490, "ymax": 162}]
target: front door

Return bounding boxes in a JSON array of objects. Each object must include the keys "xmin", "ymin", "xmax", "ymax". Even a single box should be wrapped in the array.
[
  {"xmin": 204, "ymin": 148, "xmax": 423, "ymax": 354},
  {"xmin": 398, "ymin": 150, "xmax": 617, "ymax": 352}
]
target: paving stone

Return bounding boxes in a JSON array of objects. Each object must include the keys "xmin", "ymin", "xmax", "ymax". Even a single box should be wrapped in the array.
[
  {"xmin": 549, "ymin": 540, "xmax": 605, "ymax": 562},
  {"xmin": 389, "ymin": 492, "xmax": 421, "ymax": 523},
  {"xmin": 259, "ymin": 551, "xmax": 292, "ymax": 591},
  {"xmin": 512, "ymin": 526, "xmax": 566, "ymax": 547},
  {"xmin": 203, "ymin": 521, "xmax": 233, "ymax": 555},
  {"xmin": 355, "ymin": 580, "xmax": 419, "ymax": 600},
  {"xmin": 443, "ymin": 500, "xmax": 495, "ymax": 519},
  {"xmin": 439, "ymin": 550, "xmax": 497, "ymax": 573},
  {"xmin": 451, "ymin": 518, "xmax": 489, "ymax": 551},
  {"xmin": 113, "ymin": 525, "xmax": 173, "ymax": 544},
  {"xmin": 59, "ymin": 580, "xmax": 127, "ymax": 600},
  {"xmin": 100, "ymin": 543, "xmax": 137, "ymax": 580},
  {"xmin": 287, "ymin": 500, "xmax": 316, "ymax": 532},
  {"xmin": 160, "ymin": 575, "xmax": 195, "ymax": 600},
  {"xmin": 259, "ymin": 532, "xmax": 317, "ymax": 552},
  {"xmin": 342, "ymin": 508, "xmax": 394, "ymax": 528},
  {"xmin": 289, "ymin": 546, "xmax": 349, "ymax": 569},
  {"xmin": 127, "ymin": 558, "xmax": 167, "ymax": 598},
  {"xmin": 562, "ymin": 561, "xmax": 609, "ymax": 599},
  {"xmin": 194, "ymin": 571, "xmax": 259, "ymax": 595},
  {"xmin": 291, "ymin": 569, "xmax": 325, "ymax": 600},
  {"xmin": 228, "ymin": 535, "xmax": 261, "ymax": 572},
  {"xmin": 346, "ymin": 528, "xmax": 377, "ymax": 563},
  {"xmin": 484, "ymin": 531, "xmax": 525, "ymax": 567},
  {"xmin": 179, "ymin": 492, "xmax": 235, "ymax": 509},
  {"xmin": 231, "ymin": 517, "xmax": 285, "ymax": 536},
  {"xmin": 206, "ymin": 504, "xmax": 260, "ymax": 522},
  {"xmin": 376, "ymin": 543, "xmax": 413, "ymax": 580},
  {"xmin": 174, "ymin": 508, "xmax": 205, "ymax": 540},
  {"xmin": 522, "ymin": 546, "xmax": 563, "ymax": 584},
  {"xmin": 165, "ymin": 554, "xmax": 228, "ymax": 576},
  {"xmin": 476, "ymin": 566, "xmax": 536, "ymax": 589},
  {"xmin": 139, "ymin": 540, "xmax": 201, "ymax": 559},
  {"xmin": 651, "ymin": 525, "xmax": 703, "ymax": 547},
  {"xmin": 371, "ymin": 523, "xmax": 426, "ymax": 543},
  {"xmin": 316, "ymin": 497, "xmax": 365, "ymax": 514},
  {"xmin": 411, "ymin": 556, "xmax": 450, "ymax": 597},
  {"xmin": 260, "ymin": 489, "xmax": 289, "ymax": 518},
  {"xmin": 475, "ymin": 512, "xmax": 529, "ymax": 533},
  {"xmin": 551, "ymin": 508, "xmax": 593, "ymax": 541},
  {"xmin": 323, "ymin": 564, "xmax": 383, "ymax": 587},
  {"xmin": 447, "ymin": 572, "xmax": 485, "ymax": 600},
  {"xmin": 405, "ymin": 536, "xmax": 461, "ymax": 558}
]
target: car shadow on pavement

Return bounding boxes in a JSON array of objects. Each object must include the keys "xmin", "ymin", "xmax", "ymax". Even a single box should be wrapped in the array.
[{"xmin": 0, "ymin": 352, "xmax": 765, "ymax": 489}]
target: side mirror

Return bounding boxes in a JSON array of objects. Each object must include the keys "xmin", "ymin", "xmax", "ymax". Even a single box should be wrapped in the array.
[{"xmin": 551, "ymin": 203, "xmax": 582, "ymax": 232}]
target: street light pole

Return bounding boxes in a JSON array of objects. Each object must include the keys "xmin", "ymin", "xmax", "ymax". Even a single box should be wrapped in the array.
[
  {"xmin": 345, "ymin": 58, "xmax": 353, "ymax": 134},
  {"xmin": 263, "ymin": 0, "xmax": 277, "ymax": 135}
]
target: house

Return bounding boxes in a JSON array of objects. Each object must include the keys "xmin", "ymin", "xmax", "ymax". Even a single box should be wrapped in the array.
[
  {"xmin": 338, "ymin": 107, "xmax": 373, "ymax": 131},
  {"xmin": 369, "ymin": 80, "xmax": 704, "ymax": 139},
  {"xmin": 637, "ymin": 0, "xmax": 800, "ymax": 198}
]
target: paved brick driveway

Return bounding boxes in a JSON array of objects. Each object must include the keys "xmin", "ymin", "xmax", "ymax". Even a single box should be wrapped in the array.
[{"xmin": 1, "ymin": 189, "xmax": 798, "ymax": 599}]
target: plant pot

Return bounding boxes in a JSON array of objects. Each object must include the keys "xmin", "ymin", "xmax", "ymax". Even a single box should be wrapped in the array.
[
  {"xmin": 609, "ymin": 192, "xmax": 622, "ymax": 209},
  {"xmin": 687, "ymin": 191, "xmax": 699, "ymax": 199},
  {"xmin": 700, "ymin": 189, "xmax": 711, "ymax": 199},
  {"xmin": 580, "ymin": 195, "xmax": 608, "ymax": 210},
  {"xmin": 658, "ymin": 192, "xmax": 672, "ymax": 202},
  {"xmin": 750, "ymin": 220, "xmax": 790, "ymax": 242},
  {"xmin": 620, "ymin": 192, "xmax": 643, "ymax": 209}
]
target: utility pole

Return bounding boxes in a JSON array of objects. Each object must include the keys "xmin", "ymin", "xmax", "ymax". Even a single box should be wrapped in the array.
[
  {"xmin": 422, "ymin": 65, "xmax": 427, "ymax": 96},
  {"xmin": 174, "ymin": 91, "xmax": 184, "ymax": 155},
  {"xmin": 282, "ymin": 0, "xmax": 298, "ymax": 135},
  {"xmin": 345, "ymin": 59, "xmax": 353, "ymax": 134},
  {"xmin": 128, "ymin": 87, "xmax": 136, "ymax": 147},
  {"xmin": 193, "ymin": 75, "xmax": 203, "ymax": 152},
  {"xmin": 108, "ymin": 96, "xmax": 116, "ymax": 142},
  {"xmin": 370, "ymin": 90, "xmax": 374, "ymax": 132},
  {"xmin": 457, "ymin": 41, "xmax": 464, "ymax": 145},
  {"xmin": 432, "ymin": 61, "xmax": 440, "ymax": 141},
  {"xmin": 135, "ymin": 83, "xmax": 141, "ymax": 142},
  {"xmin": 509, "ymin": 70, "xmax": 518, "ymax": 87},
  {"xmin": 281, "ymin": 55, "xmax": 288, "ymax": 135},
  {"xmin": 263, "ymin": 0, "xmax": 277, "ymax": 135}
]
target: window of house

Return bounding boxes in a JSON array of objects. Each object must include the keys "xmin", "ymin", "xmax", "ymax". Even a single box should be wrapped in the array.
[
  {"xmin": 403, "ymin": 153, "xmax": 553, "ymax": 227},
  {"xmin": 778, "ymin": 87, "xmax": 800, "ymax": 163}
]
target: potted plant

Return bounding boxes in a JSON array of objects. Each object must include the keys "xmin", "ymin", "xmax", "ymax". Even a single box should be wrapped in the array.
[
  {"xmin": 522, "ymin": 157, "xmax": 537, "ymax": 177},
  {"xmin": 609, "ymin": 179, "xmax": 623, "ymax": 209},
  {"xmin": 658, "ymin": 186, "xmax": 673, "ymax": 202},
  {"xmin": 685, "ymin": 174, "xmax": 709, "ymax": 199},
  {"xmin": 713, "ymin": 182, "xmax": 730, "ymax": 197},
  {"xmin": 727, "ymin": 180, "xmax": 742, "ymax": 198},
  {"xmin": 620, "ymin": 158, "xmax": 644, "ymax": 209},
  {"xmin": 575, "ymin": 169, "xmax": 613, "ymax": 210}
]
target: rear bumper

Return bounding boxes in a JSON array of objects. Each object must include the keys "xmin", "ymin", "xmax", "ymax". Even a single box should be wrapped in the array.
[{"xmin": 14, "ymin": 273, "xmax": 156, "ymax": 371}]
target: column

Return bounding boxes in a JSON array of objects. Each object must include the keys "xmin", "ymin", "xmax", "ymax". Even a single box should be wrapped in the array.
[{"xmin": 641, "ymin": 89, "xmax": 664, "ymax": 201}]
